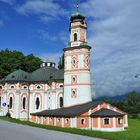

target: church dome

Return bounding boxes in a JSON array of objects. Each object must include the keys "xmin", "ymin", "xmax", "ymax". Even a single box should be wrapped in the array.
[
  {"xmin": 1, "ymin": 69, "xmax": 30, "ymax": 83},
  {"xmin": 50, "ymin": 69, "xmax": 64, "ymax": 81},
  {"xmin": 70, "ymin": 12, "xmax": 85, "ymax": 22},
  {"xmin": 31, "ymin": 64, "xmax": 57, "ymax": 82}
]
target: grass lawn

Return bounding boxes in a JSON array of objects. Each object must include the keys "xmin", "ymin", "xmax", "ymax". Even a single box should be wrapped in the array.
[{"xmin": 0, "ymin": 117, "xmax": 139, "ymax": 140}]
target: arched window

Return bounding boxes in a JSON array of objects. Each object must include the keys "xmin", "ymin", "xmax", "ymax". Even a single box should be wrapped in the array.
[
  {"xmin": 118, "ymin": 117, "xmax": 123, "ymax": 124},
  {"xmin": 9, "ymin": 97, "xmax": 13, "ymax": 109},
  {"xmin": 65, "ymin": 118, "xmax": 69, "ymax": 124},
  {"xmin": 22, "ymin": 97, "xmax": 26, "ymax": 109},
  {"xmin": 74, "ymin": 33, "xmax": 77, "ymax": 41},
  {"xmin": 81, "ymin": 119, "xmax": 85, "ymax": 125},
  {"xmin": 36, "ymin": 97, "xmax": 40, "ymax": 109},
  {"xmin": 60, "ymin": 97, "xmax": 63, "ymax": 108},
  {"xmin": 0, "ymin": 96, "xmax": 1, "ymax": 108}
]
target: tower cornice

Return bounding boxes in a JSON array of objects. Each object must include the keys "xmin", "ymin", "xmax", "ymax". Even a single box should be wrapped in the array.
[
  {"xmin": 69, "ymin": 25, "xmax": 87, "ymax": 32},
  {"xmin": 63, "ymin": 45, "xmax": 91, "ymax": 52}
]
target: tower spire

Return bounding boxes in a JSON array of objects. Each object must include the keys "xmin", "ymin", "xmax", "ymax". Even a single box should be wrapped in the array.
[{"xmin": 76, "ymin": 3, "xmax": 79, "ymax": 12}]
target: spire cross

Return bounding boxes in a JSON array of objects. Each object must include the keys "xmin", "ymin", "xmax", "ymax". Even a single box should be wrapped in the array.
[{"xmin": 76, "ymin": 3, "xmax": 79, "ymax": 12}]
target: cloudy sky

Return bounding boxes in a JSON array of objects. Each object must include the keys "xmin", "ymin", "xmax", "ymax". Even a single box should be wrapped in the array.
[{"xmin": 0, "ymin": 0, "xmax": 140, "ymax": 98}]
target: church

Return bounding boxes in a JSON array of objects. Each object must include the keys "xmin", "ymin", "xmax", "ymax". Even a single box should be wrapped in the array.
[{"xmin": 0, "ymin": 9, "xmax": 128, "ymax": 132}]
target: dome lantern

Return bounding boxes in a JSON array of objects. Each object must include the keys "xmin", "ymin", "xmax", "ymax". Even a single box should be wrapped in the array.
[{"xmin": 40, "ymin": 61, "xmax": 55, "ymax": 68}]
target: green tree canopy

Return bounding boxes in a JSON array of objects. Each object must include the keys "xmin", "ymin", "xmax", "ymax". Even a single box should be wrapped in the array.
[
  {"xmin": 124, "ymin": 91, "xmax": 140, "ymax": 115},
  {"xmin": 58, "ymin": 54, "xmax": 64, "ymax": 70},
  {"xmin": 106, "ymin": 91, "xmax": 140, "ymax": 118},
  {"xmin": 0, "ymin": 49, "xmax": 42, "ymax": 79}
]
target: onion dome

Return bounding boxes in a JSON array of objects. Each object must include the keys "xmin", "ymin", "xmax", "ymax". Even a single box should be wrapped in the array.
[
  {"xmin": 1, "ymin": 69, "xmax": 30, "ymax": 83},
  {"xmin": 70, "ymin": 12, "xmax": 85, "ymax": 22}
]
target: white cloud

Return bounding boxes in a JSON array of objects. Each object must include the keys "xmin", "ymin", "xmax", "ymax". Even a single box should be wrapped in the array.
[
  {"xmin": 58, "ymin": 32, "xmax": 68, "ymax": 44},
  {"xmin": 0, "ymin": 0, "xmax": 15, "ymax": 4},
  {"xmin": 0, "ymin": 12, "xmax": 9, "ymax": 28},
  {"xmin": 80, "ymin": 0, "xmax": 140, "ymax": 98},
  {"xmin": 1, "ymin": 0, "xmax": 140, "ymax": 98},
  {"xmin": 38, "ymin": 30, "xmax": 68, "ymax": 44},
  {"xmin": 40, "ymin": 16, "xmax": 54, "ymax": 23},
  {"xmin": 38, "ymin": 30, "xmax": 58, "ymax": 41},
  {"xmin": 16, "ymin": 0, "xmax": 68, "ymax": 23}
]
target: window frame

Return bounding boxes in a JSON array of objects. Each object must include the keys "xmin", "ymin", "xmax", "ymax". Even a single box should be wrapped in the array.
[
  {"xmin": 60, "ymin": 97, "xmax": 63, "ymax": 108},
  {"xmin": 60, "ymin": 84, "xmax": 63, "ymax": 88},
  {"xmin": 118, "ymin": 117, "xmax": 123, "ymax": 124},
  {"xmin": 50, "ymin": 117, "xmax": 53, "ymax": 123},
  {"xmin": 36, "ymin": 97, "xmax": 40, "ymax": 110},
  {"xmin": 10, "ymin": 85, "xmax": 14, "ymax": 89},
  {"xmin": 58, "ymin": 118, "xmax": 61, "ymax": 123},
  {"xmin": 0, "ymin": 96, "xmax": 1, "ymax": 109},
  {"xmin": 71, "ymin": 88, "xmax": 77, "ymax": 98},
  {"xmin": 74, "ymin": 33, "xmax": 78, "ymax": 41},
  {"xmin": 65, "ymin": 118, "xmax": 69, "ymax": 124},
  {"xmin": 104, "ymin": 118, "xmax": 110, "ymax": 125},
  {"xmin": 9, "ymin": 97, "xmax": 13, "ymax": 109},
  {"xmin": 81, "ymin": 118, "xmax": 85, "ymax": 125},
  {"xmin": 22, "ymin": 97, "xmax": 26, "ymax": 110},
  {"xmin": 71, "ymin": 75, "xmax": 77, "ymax": 84}
]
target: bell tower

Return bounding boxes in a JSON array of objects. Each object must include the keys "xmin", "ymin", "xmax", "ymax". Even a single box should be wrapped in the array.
[
  {"xmin": 63, "ymin": 5, "xmax": 92, "ymax": 107},
  {"xmin": 70, "ymin": 4, "xmax": 87, "ymax": 47}
]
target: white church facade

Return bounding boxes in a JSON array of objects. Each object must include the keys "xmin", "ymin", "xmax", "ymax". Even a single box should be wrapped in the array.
[{"xmin": 0, "ymin": 10, "xmax": 128, "ymax": 132}]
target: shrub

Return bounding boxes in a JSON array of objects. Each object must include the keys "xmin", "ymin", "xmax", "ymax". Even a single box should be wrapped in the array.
[{"xmin": 6, "ymin": 112, "xmax": 11, "ymax": 118}]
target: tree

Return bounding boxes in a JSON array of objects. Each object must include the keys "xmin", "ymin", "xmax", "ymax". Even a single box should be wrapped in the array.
[
  {"xmin": 127, "ymin": 91, "xmax": 140, "ymax": 106},
  {"xmin": 58, "ymin": 54, "xmax": 64, "ymax": 70},
  {"xmin": 124, "ymin": 91, "xmax": 140, "ymax": 117},
  {"xmin": 24, "ymin": 54, "xmax": 42, "ymax": 72},
  {"xmin": 0, "ymin": 49, "xmax": 42, "ymax": 79},
  {"xmin": 104, "ymin": 91, "xmax": 140, "ymax": 118}
]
